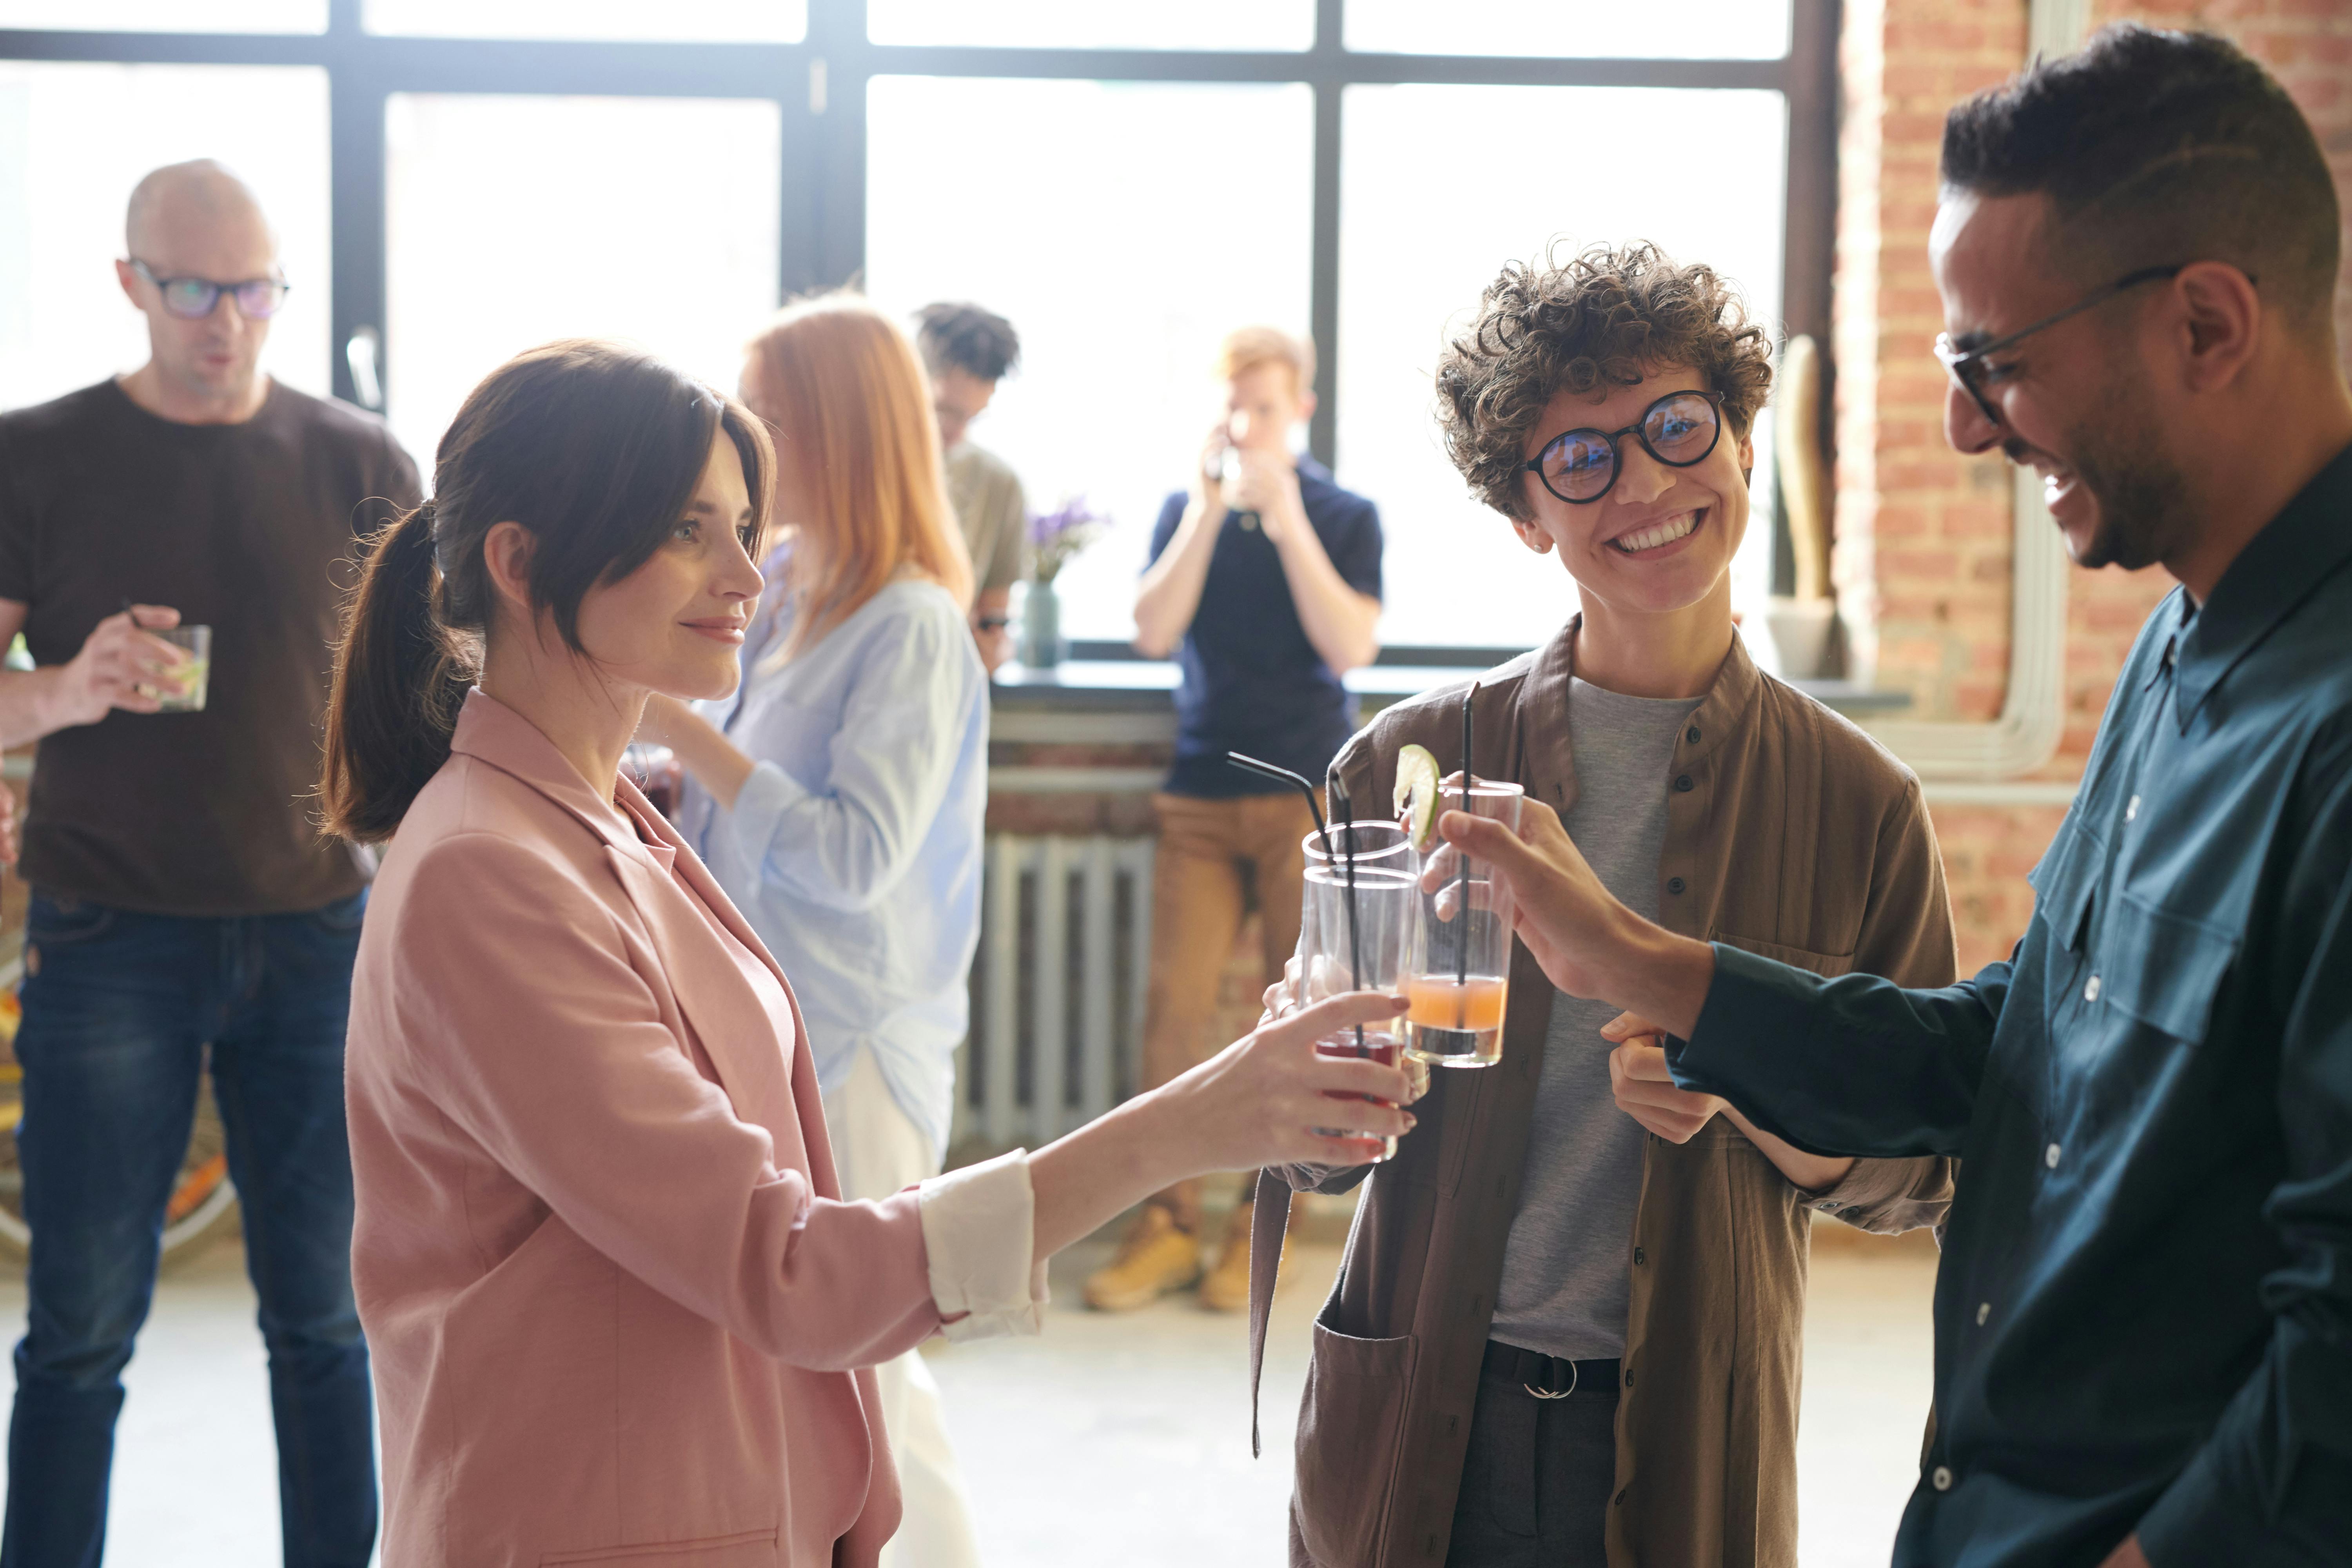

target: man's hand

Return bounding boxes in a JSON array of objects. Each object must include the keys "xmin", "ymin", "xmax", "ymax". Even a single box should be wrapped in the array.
[
  {"xmin": 1225, "ymin": 448, "xmax": 1306, "ymax": 542},
  {"xmin": 1600, "ymin": 1012, "xmax": 1727, "ymax": 1141},
  {"xmin": 0, "ymin": 778, "xmax": 18, "ymax": 867},
  {"xmin": 1436, "ymin": 797, "xmax": 1715, "ymax": 1038},
  {"xmin": 55, "ymin": 606, "xmax": 189, "ymax": 727},
  {"xmin": 2096, "ymin": 1535, "xmax": 2150, "ymax": 1568}
]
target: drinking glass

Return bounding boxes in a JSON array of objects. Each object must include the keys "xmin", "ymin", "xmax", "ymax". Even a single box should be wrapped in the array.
[
  {"xmin": 1406, "ymin": 779, "xmax": 1523, "ymax": 1067},
  {"xmin": 1299, "ymin": 857, "xmax": 1420, "ymax": 1162},
  {"xmin": 150, "ymin": 624, "xmax": 211, "ymax": 713}
]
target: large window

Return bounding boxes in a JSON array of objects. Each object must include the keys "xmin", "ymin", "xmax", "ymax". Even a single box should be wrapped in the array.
[
  {"xmin": 384, "ymin": 92, "xmax": 783, "ymax": 463},
  {"xmin": 865, "ymin": 77, "xmax": 1312, "ymax": 641},
  {"xmin": 1, "ymin": 0, "xmax": 1833, "ymax": 655}
]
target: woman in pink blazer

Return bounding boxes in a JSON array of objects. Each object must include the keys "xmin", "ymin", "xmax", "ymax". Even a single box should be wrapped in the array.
[{"xmin": 319, "ymin": 339, "xmax": 1414, "ymax": 1568}]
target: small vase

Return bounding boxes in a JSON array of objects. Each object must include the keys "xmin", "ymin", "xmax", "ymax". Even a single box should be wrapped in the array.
[{"xmin": 1017, "ymin": 579, "xmax": 1066, "ymax": 668}]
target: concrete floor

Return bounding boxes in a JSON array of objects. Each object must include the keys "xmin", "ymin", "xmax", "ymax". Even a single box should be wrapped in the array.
[{"xmin": 0, "ymin": 1219, "xmax": 1937, "ymax": 1567}]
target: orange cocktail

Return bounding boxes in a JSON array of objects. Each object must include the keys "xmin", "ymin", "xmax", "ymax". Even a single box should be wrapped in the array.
[
  {"xmin": 1404, "ymin": 976, "xmax": 1508, "ymax": 1033},
  {"xmin": 1403, "ymin": 976, "xmax": 1508, "ymax": 1065}
]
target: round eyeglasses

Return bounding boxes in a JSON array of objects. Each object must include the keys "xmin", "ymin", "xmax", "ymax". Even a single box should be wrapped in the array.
[
  {"xmin": 129, "ymin": 259, "xmax": 291, "ymax": 321},
  {"xmin": 1521, "ymin": 390, "xmax": 1725, "ymax": 505}
]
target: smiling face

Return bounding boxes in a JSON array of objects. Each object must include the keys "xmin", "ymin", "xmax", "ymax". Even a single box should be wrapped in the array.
[
  {"xmin": 1930, "ymin": 189, "xmax": 2198, "ymax": 572},
  {"xmin": 930, "ymin": 364, "xmax": 996, "ymax": 450},
  {"xmin": 571, "ymin": 430, "xmax": 766, "ymax": 702},
  {"xmin": 1510, "ymin": 363, "xmax": 1753, "ymax": 619}
]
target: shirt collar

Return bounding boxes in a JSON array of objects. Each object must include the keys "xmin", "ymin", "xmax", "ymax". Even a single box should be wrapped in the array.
[
  {"xmin": 2174, "ymin": 440, "xmax": 2352, "ymax": 730},
  {"xmin": 446, "ymin": 687, "xmax": 646, "ymax": 860}
]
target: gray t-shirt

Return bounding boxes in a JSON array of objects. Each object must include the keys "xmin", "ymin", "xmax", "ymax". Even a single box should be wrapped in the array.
[
  {"xmin": 943, "ymin": 439, "xmax": 1027, "ymax": 593},
  {"xmin": 1488, "ymin": 677, "xmax": 1702, "ymax": 1361}
]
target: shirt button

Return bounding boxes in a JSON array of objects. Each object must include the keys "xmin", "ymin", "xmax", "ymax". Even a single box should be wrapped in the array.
[
  {"xmin": 2125, "ymin": 795, "xmax": 2140, "ymax": 823},
  {"xmin": 1633, "ymin": 1247, "xmax": 1646, "ymax": 1265},
  {"xmin": 1624, "ymin": 1368, "xmax": 1634, "ymax": 1388},
  {"xmin": 1674, "ymin": 774, "xmax": 1695, "ymax": 793},
  {"xmin": 1685, "ymin": 726, "xmax": 1701, "ymax": 744},
  {"xmin": 1931, "ymin": 1465, "xmax": 1954, "ymax": 1492},
  {"xmin": 1666, "ymin": 877, "xmax": 1686, "ymax": 895},
  {"xmin": 2083, "ymin": 975, "xmax": 2101, "ymax": 1002},
  {"xmin": 2045, "ymin": 1143, "xmax": 2063, "ymax": 1169},
  {"xmin": 1976, "ymin": 1301, "xmax": 1990, "ymax": 1325}
]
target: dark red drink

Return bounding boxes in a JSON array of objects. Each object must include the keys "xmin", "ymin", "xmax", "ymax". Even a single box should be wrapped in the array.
[{"xmin": 1314, "ymin": 1029, "xmax": 1406, "ymax": 1162}]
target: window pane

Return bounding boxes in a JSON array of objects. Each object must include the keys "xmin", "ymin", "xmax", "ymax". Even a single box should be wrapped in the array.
[
  {"xmin": 366, "ymin": 0, "xmax": 804, "ymax": 42},
  {"xmin": 1337, "ymin": 83, "xmax": 1787, "ymax": 649},
  {"xmin": 0, "ymin": 0, "xmax": 324, "ymax": 30},
  {"xmin": 0, "ymin": 63, "xmax": 331, "ymax": 413},
  {"xmin": 865, "ymin": 77, "xmax": 1313, "ymax": 642},
  {"xmin": 1347, "ymin": 0, "xmax": 1790, "ymax": 60},
  {"xmin": 385, "ymin": 94, "xmax": 782, "ymax": 465},
  {"xmin": 869, "ymin": 1, "xmax": 1312, "ymax": 51}
]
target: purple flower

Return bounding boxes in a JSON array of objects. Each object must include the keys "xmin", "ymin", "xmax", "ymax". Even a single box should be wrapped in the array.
[{"xmin": 1027, "ymin": 495, "xmax": 1110, "ymax": 584}]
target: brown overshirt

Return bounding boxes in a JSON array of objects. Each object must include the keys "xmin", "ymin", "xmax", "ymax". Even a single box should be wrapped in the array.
[{"xmin": 1249, "ymin": 622, "xmax": 1958, "ymax": 1568}]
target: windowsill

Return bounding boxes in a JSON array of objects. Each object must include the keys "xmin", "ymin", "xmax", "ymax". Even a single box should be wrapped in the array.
[{"xmin": 991, "ymin": 648, "xmax": 1914, "ymax": 717}]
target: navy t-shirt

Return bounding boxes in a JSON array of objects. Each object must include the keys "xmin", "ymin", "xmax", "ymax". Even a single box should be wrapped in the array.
[{"xmin": 1145, "ymin": 456, "xmax": 1383, "ymax": 798}]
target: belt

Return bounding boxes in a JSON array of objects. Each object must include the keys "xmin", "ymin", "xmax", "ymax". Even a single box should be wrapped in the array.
[{"xmin": 1483, "ymin": 1340, "xmax": 1621, "ymax": 1401}]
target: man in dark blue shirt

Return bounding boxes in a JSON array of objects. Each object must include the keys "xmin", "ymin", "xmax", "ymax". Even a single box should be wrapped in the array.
[
  {"xmin": 1087, "ymin": 327, "xmax": 1383, "ymax": 1315},
  {"xmin": 1439, "ymin": 27, "xmax": 2352, "ymax": 1568}
]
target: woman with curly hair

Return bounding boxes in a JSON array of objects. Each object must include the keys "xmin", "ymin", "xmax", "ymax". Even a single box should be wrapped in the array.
[{"xmin": 1254, "ymin": 243, "xmax": 1960, "ymax": 1568}]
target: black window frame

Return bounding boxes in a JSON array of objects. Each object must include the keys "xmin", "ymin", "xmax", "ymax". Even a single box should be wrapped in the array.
[{"xmin": 2, "ymin": 0, "xmax": 1838, "ymax": 596}]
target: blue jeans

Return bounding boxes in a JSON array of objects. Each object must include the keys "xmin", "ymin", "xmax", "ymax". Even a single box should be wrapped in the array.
[{"xmin": 3, "ymin": 891, "xmax": 376, "ymax": 1568}]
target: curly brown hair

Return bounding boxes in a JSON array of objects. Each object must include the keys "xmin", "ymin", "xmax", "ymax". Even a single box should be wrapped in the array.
[{"xmin": 1435, "ymin": 243, "xmax": 1774, "ymax": 521}]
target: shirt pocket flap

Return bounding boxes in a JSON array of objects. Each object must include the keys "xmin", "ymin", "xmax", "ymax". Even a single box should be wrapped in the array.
[
  {"xmin": 2103, "ymin": 890, "xmax": 2238, "ymax": 1042},
  {"xmin": 2027, "ymin": 819, "xmax": 2105, "ymax": 952}
]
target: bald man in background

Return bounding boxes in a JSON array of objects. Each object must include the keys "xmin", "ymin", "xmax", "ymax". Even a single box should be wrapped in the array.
[{"xmin": 0, "ymin": 160, "xmax": 416, "ymax": 1567}]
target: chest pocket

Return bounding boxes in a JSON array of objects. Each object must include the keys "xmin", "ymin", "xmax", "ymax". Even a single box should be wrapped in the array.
[
  {"xmin": 2027, "ymin": 819, "xmax": 2106, "ymax": 953},
  {"xmin": 2100, "ymin": 891, "xmax": 2238, "ymax": 1043}
]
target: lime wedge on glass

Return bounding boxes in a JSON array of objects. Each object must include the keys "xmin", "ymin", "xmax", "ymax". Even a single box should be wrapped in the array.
[{"xmin": 1394, "ymin": 743, "xmax": 1442, "ymax": 852}]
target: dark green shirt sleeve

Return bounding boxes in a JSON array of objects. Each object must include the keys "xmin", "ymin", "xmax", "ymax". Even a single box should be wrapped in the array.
[{"xmin": 1668, "ymin": 943, "xmax": 2007, "ymax": 1160}]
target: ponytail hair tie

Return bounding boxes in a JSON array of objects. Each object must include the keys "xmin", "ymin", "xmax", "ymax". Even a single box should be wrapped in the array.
[{"xmin": 415, "ymin": 498, "xmax": 446, "ymax": 574}]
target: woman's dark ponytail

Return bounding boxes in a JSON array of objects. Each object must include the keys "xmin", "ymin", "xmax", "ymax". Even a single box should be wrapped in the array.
[
  {"xmin": 319, "ymin": 338, "xmax": 773, "ymax": 846},
  {"xmin": 322, "ymin": 499, "xmax": 476, "ymax": 844}
]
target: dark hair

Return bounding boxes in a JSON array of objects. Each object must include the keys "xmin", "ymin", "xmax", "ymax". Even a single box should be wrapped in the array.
[
  {"xmin": 1434, "ymin": 242, "xmax": 1773, "ymax": 522},
  {"xmin": 913, "ymin": 301, "xmax": 1021, "ymax": 383},
  {"xmin": 323, "ymin": 339, "xmax": 773, "ymax": 842},
  {"xmin": 1942, "ymin": 24, "xmax": 2340, "ymax": 325}
]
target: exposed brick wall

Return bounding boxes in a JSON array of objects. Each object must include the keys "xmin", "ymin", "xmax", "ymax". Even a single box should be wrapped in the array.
[{"xmin": 1842, "ymin": 0, "xmax": 2352, "ymax": 973}]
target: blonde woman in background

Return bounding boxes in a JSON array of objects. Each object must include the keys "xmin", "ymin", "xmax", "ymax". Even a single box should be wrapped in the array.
[{"xmin": 642, "ymin": 294, "xmax": 989, "ymax": 1567}]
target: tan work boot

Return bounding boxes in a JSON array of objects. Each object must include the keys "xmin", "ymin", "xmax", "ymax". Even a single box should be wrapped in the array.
[
  {"xmin": 1199, "ymin": 1200, "xmax": 1284, "ymax": 1313},
  {"xmin": 1083, "ymin": 1205, "xmax": 1202, "ymax": 1311}
]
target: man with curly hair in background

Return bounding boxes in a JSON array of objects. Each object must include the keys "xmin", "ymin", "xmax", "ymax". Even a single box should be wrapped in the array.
[{"xmin": 1251, "ymin": 243, "xmax": 1958, "ymax": 1568}]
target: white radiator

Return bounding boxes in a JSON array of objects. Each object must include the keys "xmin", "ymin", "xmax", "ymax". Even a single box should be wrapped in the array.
[{"xmin": 955, "ymin": 835, "xmax": 1155, "ymax": 1149}]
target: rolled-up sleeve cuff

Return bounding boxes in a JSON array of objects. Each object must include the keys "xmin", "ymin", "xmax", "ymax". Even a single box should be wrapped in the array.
[
  {"xmin": 722, "ymin": 760, "xmax": 808, "ymax": 871},
  {"xmin": 917, "ymin": 1149, "xmax": 1048, "ymax": 1343}
]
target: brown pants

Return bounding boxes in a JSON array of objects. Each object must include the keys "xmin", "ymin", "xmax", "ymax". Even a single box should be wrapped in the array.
[{"xmin": 1143, "ymin": 789, "xmax": 1319, "ymax": 1230}]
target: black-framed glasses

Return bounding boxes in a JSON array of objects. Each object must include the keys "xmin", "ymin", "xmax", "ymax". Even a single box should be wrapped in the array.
[
  {"xmin": 129, "ymin": 259, "xmax": 291, "ymax": 321},
  {"xmin": 1933, "ymin": 264, "xmax": 2187, "ymax": 427},
  {"xmin": 1521, "ymin": 389, "xmax": 1724, "ymax": 505}
]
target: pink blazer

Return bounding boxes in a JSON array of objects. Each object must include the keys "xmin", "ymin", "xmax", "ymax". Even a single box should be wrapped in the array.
[{"xmin": 347, "ymin": 691, "xmax": 942, "ymax": 1568}]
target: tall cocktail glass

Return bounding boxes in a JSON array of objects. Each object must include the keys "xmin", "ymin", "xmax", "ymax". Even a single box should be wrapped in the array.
[
  {"xmin": 1407, "ymin": 779, "xmax": 1523, "ymax": 1067},
  {"xmin": 1299, "ymin": 858, "xmax": 1419, "ymax": 1162}
]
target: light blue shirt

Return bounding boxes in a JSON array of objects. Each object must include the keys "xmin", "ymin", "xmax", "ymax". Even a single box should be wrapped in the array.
[{"xmin": 677, "ymin": 567, "xmax": 989, "ymax": 1158}]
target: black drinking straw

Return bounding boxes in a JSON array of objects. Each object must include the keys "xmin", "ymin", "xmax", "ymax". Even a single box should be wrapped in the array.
[
  {"xmin": 1227, "ymin": 751, "xmax": 1364, "ymax": 1053},
  {"xmin": 1456, "ymin": 684, "xmax": 1478, "ymax": 1002},
  {"xmin": 1333, "ymin": 782, "xmax": 1368, "ymax": 1056}
]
